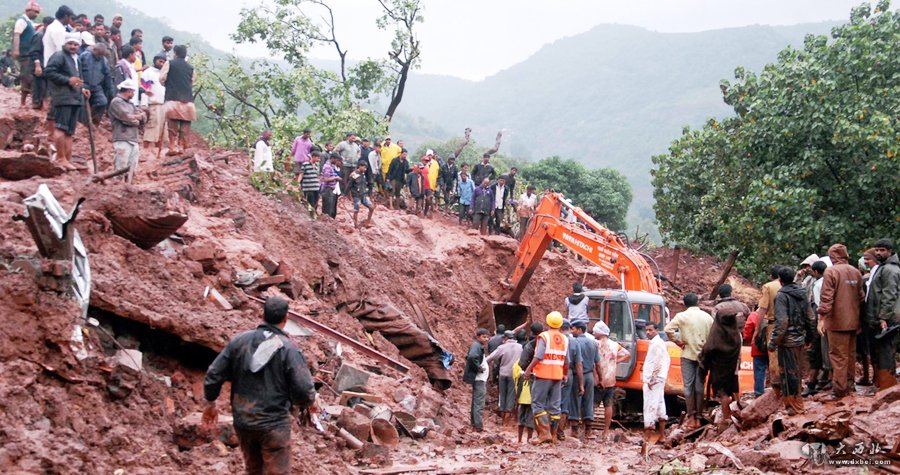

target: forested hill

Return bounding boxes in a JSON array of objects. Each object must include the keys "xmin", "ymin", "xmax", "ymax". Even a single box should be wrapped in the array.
[{"xmin": 390, "ymin": 22, "xmax": 838, "ymax": 234}]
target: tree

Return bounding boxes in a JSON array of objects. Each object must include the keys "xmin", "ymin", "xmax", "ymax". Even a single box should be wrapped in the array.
[
  {"xmin": 652, "ymin": 1, "xmax": 899, "ymax": 279},
  {"xmin": 232, "ymin": 0, "xmax": 422, "ymax": 121},
  {"xmin": 523, "ymin": 156, "xmax": 632, "ymax": 231}
]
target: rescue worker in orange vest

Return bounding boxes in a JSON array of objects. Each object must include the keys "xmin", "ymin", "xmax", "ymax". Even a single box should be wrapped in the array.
[{"xmin": 523, "ymin": 311, "xmax": 570, "ymax": 445}]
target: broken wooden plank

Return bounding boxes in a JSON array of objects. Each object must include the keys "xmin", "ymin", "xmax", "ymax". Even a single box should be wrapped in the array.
[
  {"xmin": 359, "ymin": 465, "xmax": 439, "ymax": 475},
  {"xmin": 247, "ymin": 295, "xmax": 409, "ymax": 373},
  {"xmin": 339, "ymin": 391, "xmax": 384, "ymax": 406}
]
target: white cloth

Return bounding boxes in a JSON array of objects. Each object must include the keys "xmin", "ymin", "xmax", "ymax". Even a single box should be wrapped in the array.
[
  {"xmin": 642, "ymin": 335, "xmax": 670, "ymax": 384},
  {"xmin": 642, "ymin": 334, "xmax": 670, "ymax": 427},
  {"xmin": 475, "ymin": 354, "xmax": 489, "ymax": 382},
  {"xmin": 813, "ymin": 277, "xmax": 824, "ymax": 307},
  {"xmin": 14, "ymin": 17, "xmax": 32, "ymax": 35},
  {"xmin": 494, "ymin": 184, "xmax": 505, "ymax": 209},
  {"xmin": 141, "ymin": 66, "xmax": 166, "ymax": 105},
  {"xmin": 520, "ymin": 192, "xmax": 537, "ymax": 209},
  {"xmin": 252, "ymin": 140, "xmax": 274, "ymax": 172},
  {"xmin": 367, "ymin": 150, "xmax": 381, "ymax": 176},
  {"xmin": 43, "ymin": 20, "xmax": 68, "ymax": 64}
]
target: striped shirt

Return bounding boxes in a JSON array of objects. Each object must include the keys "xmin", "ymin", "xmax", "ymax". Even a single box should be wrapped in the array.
[{"xmin": 299, "ymin": 162, "xmax": 320, "ymax": 192}]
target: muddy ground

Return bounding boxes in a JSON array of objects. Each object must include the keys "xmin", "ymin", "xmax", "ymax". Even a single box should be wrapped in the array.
[{"xmin": 0, "ymin": 87, "xmax": 897, "ymax": 474}]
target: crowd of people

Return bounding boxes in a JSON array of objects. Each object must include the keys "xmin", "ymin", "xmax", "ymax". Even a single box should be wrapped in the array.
[
  {"xmin": 7, "ymin": 2, "xmax": 195, "ymax": 180},
  {"xmin": 253, "ymin": 129, "xmax": 542, "ymax": 233},
  {"xmin": 465, "ymin": 238, "xmax": 898, "ymax": 459}
]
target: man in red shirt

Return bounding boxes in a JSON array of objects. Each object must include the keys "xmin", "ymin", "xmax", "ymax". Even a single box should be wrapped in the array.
[{"xmin": 742, "ymin": 309, "xmax": 768, "ymax": 397}]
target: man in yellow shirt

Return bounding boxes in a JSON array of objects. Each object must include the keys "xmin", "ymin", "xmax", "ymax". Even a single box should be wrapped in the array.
[
  {"xmin": 757, "ymin": 266, "xmax": 783, "ymax": 393},
  {"xmin": 380, "ymin": 135, "xmax": 401, "ymax": 179}
]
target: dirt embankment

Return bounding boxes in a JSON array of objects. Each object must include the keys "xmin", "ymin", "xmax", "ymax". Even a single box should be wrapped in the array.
[
  {"xmin": 3, "ymin": 86, "xmax": 896, "ymax": 474},
  {"xmin": 0, "ymin": 86, "xmax": 606, "ymax": 474}
]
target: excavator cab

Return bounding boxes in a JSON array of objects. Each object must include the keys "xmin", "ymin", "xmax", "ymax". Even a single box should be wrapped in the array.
[
  {"xmin": 586, "ymin": 291, "xmax": 639, "ymax": 380},
  {"xmin": 478, "ymin": 301, "xmax": 532, "ymax": 335}
]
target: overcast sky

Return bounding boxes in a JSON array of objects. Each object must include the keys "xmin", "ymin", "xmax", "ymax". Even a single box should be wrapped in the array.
[{"xmin": 120, "ymin": 0, "xmax": 867, "ymax": 80}]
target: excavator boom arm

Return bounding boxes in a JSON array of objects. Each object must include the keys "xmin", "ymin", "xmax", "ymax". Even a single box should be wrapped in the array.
[{"xmin": 507, "ymin": 193, "xmax": 658, "ymax": 302}]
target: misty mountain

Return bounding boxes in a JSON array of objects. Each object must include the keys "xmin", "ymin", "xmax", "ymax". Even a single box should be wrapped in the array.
[{"xmin": 389, "ymin": 22, "xmax": 839, "ymax": 234}]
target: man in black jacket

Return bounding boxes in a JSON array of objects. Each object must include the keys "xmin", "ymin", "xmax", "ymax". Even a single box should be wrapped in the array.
[
  {"xmin": 386, "ymin": 148, "xmax": 410, "ymax": 209},
  {"xmin": 204, "ymin": 296, "xmax": 318, "ymax": 475},
  {"xmin": 768, "ymin": 267, "xmax": 815, "ymax": 415},
  {"xmin": 44, "ymin": 32, "xmax": 89, "ymax": 170},
  {"xmin": 438, "ymin": 156, "xmax": 458, "ymax": 212},
  {"xmin": 464, "ymin": 328, "xmax": 491, "ymax": 431}
]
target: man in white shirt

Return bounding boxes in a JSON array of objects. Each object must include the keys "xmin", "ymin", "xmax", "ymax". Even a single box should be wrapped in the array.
[
  {"xmin": 43, "ymin": 6, "xmax": 73, "ymax": 65},
  {"xmin": 490, "ymin": 176, "xmax": 507, "ymax": 235},
  {"xmin": 252, "ymin": 130, "xmax": 274, "ymax": 173},
  {"xmin": 141, "ymin": 54, "xmax": 167, "ymax": 149},
  {"xmin": 642, "ymin": 323, "xmax": 670, "ymax": 459}
]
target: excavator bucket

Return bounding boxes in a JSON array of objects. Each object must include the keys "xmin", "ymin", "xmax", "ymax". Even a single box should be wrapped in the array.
[{"xmin": 478, "ymin": 301, "xmax": 531, "ymax": 334}]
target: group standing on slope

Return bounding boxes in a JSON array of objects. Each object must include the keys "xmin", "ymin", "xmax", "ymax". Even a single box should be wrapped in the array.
[{"xmin": 9, "ymin": 2, "xmax": 195, "ymax": 180}]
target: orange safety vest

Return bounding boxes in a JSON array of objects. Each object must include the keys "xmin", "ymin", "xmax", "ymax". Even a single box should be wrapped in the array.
[{"xmin": 533, "ymin": 330, "xmax": 568, "ymax": 381}]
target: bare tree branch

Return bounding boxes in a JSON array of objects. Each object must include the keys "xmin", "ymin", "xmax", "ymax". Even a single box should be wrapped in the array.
[
  {"xmin": 484, "ymin": 131, "xmax": 503, "ymax": 156},
  {"xmin": 452, "ymin": 128, "xmax": 472, "ymax": 158}
]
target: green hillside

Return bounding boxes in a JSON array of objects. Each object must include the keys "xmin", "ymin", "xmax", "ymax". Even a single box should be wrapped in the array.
[{"xmin": 390, "ymin": 22, "xmax": 840, "ymax": 237}]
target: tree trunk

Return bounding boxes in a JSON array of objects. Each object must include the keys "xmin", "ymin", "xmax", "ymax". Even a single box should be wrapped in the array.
[
  {"xmin": 384, "ymin": 61, "xmax": 410, "ymax": 122},
  {"xmin": 708, "ymin": 250, "xmax": 738, "ymax": 300}
]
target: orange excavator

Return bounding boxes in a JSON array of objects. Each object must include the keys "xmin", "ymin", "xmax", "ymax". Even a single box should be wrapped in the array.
[{"xmin": 479, "ymin": 192, "xmax": 755, "ymax": 413}]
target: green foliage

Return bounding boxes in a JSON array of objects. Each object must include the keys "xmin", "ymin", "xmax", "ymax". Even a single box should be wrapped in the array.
[
  {"xmin": 523, "ymin": 156, "xmax": 632, "ymax": 231},
  {"xmin": 652, "ymin": 1, "xmax": 899, "ymax": 280},
  {"xmin": 1, "ymin": 17, "xmax": 14, "ymax": 52},
  {"xmin": 194, "ymin": 0, "xmax": 424, "ymax": 187}
]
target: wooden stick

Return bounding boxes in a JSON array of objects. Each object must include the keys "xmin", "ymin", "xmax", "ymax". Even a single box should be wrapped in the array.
[
  {"xmin": 707, "ymin": 250, "xmax": 738, "ymax": 300},
  {"xmin": 90, "ymin": 166, "xmax": 130, "ymax": 183}
]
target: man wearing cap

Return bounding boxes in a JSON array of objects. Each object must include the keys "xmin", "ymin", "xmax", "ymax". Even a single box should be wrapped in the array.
[
  {"xmin": 593, "ymin": 321, "xmax": 629, "ymax": 440},
  {"xmin": 44, "ymin": 30, "xmax": 88, "ymax": 170},
  {"xmin": 524, "ymin": 311, "xmax": 570, "ymax": 445},
  {"xmin": 79, "ymin": 42, "xmax": 113, "ymax": 124},
  {"xmin": 13, "ymin": 1, "xmax": 42, "ymax": 107},
  {"xmin": 423, "ymin": 150, "xmax": 440, "ymax": 212},
  {"xmin": 486, "ymin": 330, "xmax": 523, "ymax": 429},
  {"xmin": 108, "ymin": 79, "xmax": 147, "ymax": 183}
]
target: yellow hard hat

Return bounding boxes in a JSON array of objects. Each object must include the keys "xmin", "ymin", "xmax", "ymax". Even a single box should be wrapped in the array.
[{"xmin": 545, "ymin": 311, "xmax": 563, "ymax": 329}]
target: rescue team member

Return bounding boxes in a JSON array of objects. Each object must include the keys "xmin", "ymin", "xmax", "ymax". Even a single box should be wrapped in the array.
[
  {"xmin": 203, "ymin": 296, "xmax": 318, "ymax": 475},
  {"xmin": 523, "ymin": 311, "xmax": 570, "ymax": 445}
]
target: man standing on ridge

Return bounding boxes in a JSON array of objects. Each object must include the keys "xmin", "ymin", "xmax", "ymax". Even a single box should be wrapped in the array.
[
  {"xmin": 524, "ymin": 311, "xmax": 569, "ymax": 445},
  {"xmin": 769, "ymin": 267, "xmax": 814, "ymax": 414}
]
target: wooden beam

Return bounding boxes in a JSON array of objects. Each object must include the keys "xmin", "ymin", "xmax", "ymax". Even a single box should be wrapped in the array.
[{"xmin": 246, "ymin": 296, "xmax": 410, "ymax": 373}]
